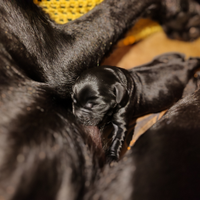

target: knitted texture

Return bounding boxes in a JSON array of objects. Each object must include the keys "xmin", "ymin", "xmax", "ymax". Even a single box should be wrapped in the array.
[
  {"xmin": 33, "ymin": 0, "xmax": 104, "ymax": 24},
  {"xmin": 118, "ymin": 18, "xmax": 162, "ymax": 47},
  {"xmin": 33, "ymin": 0, "xmax": 162, "ymax": 46}
]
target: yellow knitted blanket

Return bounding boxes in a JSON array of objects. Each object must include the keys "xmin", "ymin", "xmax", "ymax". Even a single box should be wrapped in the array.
[{"xmin": 33, "ymin": 0, "xmax": 162, "ymax": 46}]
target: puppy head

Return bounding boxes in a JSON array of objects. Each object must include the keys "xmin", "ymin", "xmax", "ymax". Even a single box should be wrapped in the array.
[{"xmin": 71, "ymin": 67, "xmax": 127, "ymax": 126}]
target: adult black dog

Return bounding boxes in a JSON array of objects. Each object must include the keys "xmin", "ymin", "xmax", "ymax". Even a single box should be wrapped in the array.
[
  {"xmin": 0, "ymin": 0, "xmax": 200, "ymax": 199},
  {"xmin": 72, "ymin": 53, "xmax": 200, "ymax": 160}
]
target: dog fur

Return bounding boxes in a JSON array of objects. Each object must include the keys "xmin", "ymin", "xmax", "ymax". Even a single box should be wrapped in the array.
[
  {"xmin": 85, "ymin": 88, "xmax": 200, "ymax": 200},
  {"xmin": 0, "ymin": 0, "xmax": 200, "ymax": 199},
  {"xmin": 72, "ymin": 53, "xmax": 200, "ymax": 160},
  {"xmin": 0, "ymin": 0, "xmax": 163, "ymax": 198}
]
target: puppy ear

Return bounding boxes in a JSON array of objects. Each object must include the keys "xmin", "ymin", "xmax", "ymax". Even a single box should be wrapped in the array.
[{"xmin": 114, "ymin": 82, "xmax": 127, "ymax": 104}]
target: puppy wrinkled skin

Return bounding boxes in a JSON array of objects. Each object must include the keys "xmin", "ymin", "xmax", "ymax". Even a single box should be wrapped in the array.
[
  {"xmin": 0, "ymin": 0, "xmax": 161, "ymax": 199},
  {"xmin": 1, "ymin": 0, "xmax": 200, "ymax": 199},
  {"xmin": 0, "ymin": 0, "xmax": 167, "ymax": 199},
  {"xmin": 72, "ymin": 53, "xmax": 200, "ymax": 160}
]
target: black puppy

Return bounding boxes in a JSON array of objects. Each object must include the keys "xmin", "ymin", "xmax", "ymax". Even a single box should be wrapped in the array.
[
  {"xmin": 1, "ymin": 0, "xmax": 200, "ymax": 199},
  {"xmin": 72, "ymin": 53, "xmax": 200, "ymax": 160},
  {"xmin": 0, "ymin": 0, "xmax": 167, "ymax": 198}
]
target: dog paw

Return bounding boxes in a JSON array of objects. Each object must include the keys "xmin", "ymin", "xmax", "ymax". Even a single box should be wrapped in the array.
[{"xmin": 162, "ymin": 0, "xmax": 200, "ymax": 41}]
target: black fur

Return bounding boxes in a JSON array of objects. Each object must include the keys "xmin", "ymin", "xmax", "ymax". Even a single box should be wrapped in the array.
[
  {"xmin": 0, "ymin": 0, "xmax": 163, "ymax": 198},
  {"xmin": 161, "ymin": 0, "xmax": 200, "ymax": 41},
  {"xmin": 85, "ymin": 88, "xmax": 200, "ymax": 200},
  {"xmin": 1, "ymin": 0, "xmax": 200, "ymax": 199},
  {"xmin": 72, "ymin": 53, "xmax": 200, "ymax": 160}
]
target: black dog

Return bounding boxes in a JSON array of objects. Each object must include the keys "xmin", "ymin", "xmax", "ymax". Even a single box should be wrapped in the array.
[
  {"xmin": 72, "ymin": 53, "xmax": 200, "ymax": 160},
  {"xmin": 1, "ymin": 0, "xmax": 200, "ymax": 199},
  {"xmin": 1, "ymin": 0, "xmax": 166, "ymax": 199},
  {"xmin": 85, "ymin": 87, "xmax": 200, "ymax": 200}
]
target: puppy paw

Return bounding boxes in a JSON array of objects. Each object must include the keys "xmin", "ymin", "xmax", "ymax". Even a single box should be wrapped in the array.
[
  {"xmin": 106, "ymin": 155, "xmax": 118, "ymax": 164},
  {"xmin": 106, "ymin": 138, "xmax": 122, "ymax": 163}
]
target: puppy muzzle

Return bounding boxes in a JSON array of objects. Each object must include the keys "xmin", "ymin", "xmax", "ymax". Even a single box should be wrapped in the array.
[{"xmin": 73, "ymin": 109, "xmax": 103, "ymax": 126}]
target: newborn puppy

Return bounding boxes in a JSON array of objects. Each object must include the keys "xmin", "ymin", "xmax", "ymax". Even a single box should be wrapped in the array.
[
  {"xmin": 1, "ymin": 0, "xmax": 200, "ymax": 198},
  {"xmin": 72, "ymin": 53, "xmax": 200, "ymax": 161}
]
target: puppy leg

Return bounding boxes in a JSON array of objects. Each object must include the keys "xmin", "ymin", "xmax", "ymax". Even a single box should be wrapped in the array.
[
  {"xmin": 107, "ymin": 112, "xmax": 128, "ymax": 161},
  {"xmin": 107, "ymin": 100, "xmax": 137, "ymax": 161}
]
